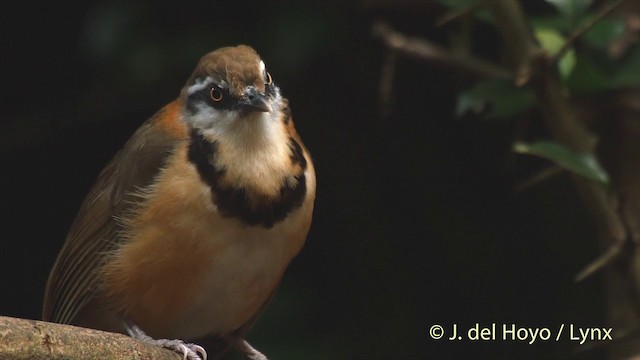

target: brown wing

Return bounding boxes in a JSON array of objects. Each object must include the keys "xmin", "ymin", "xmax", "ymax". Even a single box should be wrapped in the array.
[{"xmin": 43, "ymin": 101, "xmax": 187, "ymax": 324}]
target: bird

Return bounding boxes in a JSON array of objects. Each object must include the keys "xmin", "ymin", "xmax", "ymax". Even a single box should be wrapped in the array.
[{"xmin": 42, "ymin": 44, "xmax": 316, "ymax": 360}]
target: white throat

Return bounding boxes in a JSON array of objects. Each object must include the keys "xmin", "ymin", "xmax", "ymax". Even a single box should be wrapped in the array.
[{"xmin": 185, "ymin": 106, "xmax": 292, "ymax": 197}]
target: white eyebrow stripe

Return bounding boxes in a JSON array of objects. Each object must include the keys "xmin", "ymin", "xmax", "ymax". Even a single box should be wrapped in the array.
[
  {"xmin": 259, "ymin": 60, "xmax": 266, "ymax": 74},
  {"xmin": 187, "ymin": 76, "xmax": 215, "ymax": 95}
]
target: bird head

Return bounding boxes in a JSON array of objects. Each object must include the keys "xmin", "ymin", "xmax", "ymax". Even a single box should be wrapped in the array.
[{"xmin": 180, "ymin": 45, "xmax": 283, "ymax": 139}]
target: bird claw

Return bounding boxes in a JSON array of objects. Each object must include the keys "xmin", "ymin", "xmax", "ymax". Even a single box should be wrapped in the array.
[
  {"xmin": 188, "ymin": 343, "xmax": 208, "ymax": 360},
  {"xmin": 125, "ymin": 321, "xmax": 207, "ymax": 360},
  {"xmin": 179, "ymin": 344, "xmax": 189, "ymax": 360},
  {"xmin": 161, "ymin": 340, "xmax": 207, "ymax": 360}
]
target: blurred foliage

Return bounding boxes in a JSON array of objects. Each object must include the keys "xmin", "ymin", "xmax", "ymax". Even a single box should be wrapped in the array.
[
  {"xmin": 456, "ymin": 78, "xmax": 535, "ymax": 118},
  {"xmin": 582, "ymin": 17, "xmax": 626, "ymax": 47},
  {"xmin": 513, "ymin": 141, "xmax": 610, "ymax": 184},
  {"xmin": 567, "ymin": 44, "xmax": 640, "ymax": 92},
  {"xmin": 534, "ymin": 27, "xmax": 576, "ymax": 78},
  {"xmin": 545, "ymin": 0, "xmax": 593, "ymax": 26},
  {"xmin": 443, "ymin": 0, "xmax": 639, "ymax": 183}
]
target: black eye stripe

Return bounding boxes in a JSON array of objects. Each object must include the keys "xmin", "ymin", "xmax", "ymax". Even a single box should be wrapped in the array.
[
  {"xmin": 207, "ymin": 85, "xmax": 233, "ymax": 109},
  {"xmin": 186, "ymin": 77, "xmax": 278, "ymax": 114},
  {"xmin": 186, "ymin": 83, "xmax": 234, "ymax": 113}
]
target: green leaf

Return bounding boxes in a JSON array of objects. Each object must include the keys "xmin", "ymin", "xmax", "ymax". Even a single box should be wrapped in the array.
[
  {"xmin": 583, "ymin": 18, "xmax": 625, "ymax": 48},
  {"xmin": 513, "ymin": 141, "xmax": 609, "ymax": 184},
  {"xmin": 566, "ymin": 54, "xmax": 612, "ymax": 92},
  {"xmin": 456, "ymin": 79, "xmax": 535, "ymax": 118},
  {"xmin": 545, "ymin": 0, "xmax": 592, "ymax": 21},
  {"xmin": 559, "ymin": 50, "xmax": 577, "ymax": 79},
  {"xmin": 535, "ymin": 28, "xmax": 565, "ymax": 53},
  {"xmin": 534, "ymin": 27, "xmax": 576, "ymax": 78},
  {"xmin": 568, "ymin": 45, "xmax": 640, "ymax": 92}
]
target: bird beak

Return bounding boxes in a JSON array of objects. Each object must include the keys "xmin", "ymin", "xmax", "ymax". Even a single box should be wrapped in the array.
[{"xmin": 238, "ymin": 87, "xmax": 271, "ymax": 112}]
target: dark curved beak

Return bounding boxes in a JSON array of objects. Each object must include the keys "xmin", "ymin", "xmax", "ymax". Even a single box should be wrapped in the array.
[{"xmin": 237, "ymin": 87, "xmax": 270, "ymax": 112}]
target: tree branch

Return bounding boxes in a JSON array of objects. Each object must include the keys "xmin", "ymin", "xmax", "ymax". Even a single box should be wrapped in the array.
[
  {"xmin": 551, "ymin": 0, "xmax": 631, "ymax": 65},
  {"xmin": 378, "ymin": 49, "xmax": 398, "ymax": 117},
  {"xmin": 513, "ymin": 165, "xmax": 565, "ymax": 192},
  {"xmin": 482, "ymin": 0, "xmax": 541, "ymax": 85},
  {"xmin": 0, "ymin": 316, "xmax": 181, "ymax": 360},
  {"xmin": 436, "ymin": 1, "xmax": 483, "ymax": 26},
  {"xmin": 484, "ymin": 0, "xmax": 627, "ymax": 258},
  {"xmin": 372, "ymin": 21, "xmax": 512, "ymax": 79}
]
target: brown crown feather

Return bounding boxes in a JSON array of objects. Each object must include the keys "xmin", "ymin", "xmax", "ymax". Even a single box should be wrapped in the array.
[{"xmin": 182, "ymin": 45, "xmax": 267, "ymax": 98}]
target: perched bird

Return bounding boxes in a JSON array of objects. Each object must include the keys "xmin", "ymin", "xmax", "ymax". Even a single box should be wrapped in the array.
[{"xmin": 42, "ymin": 45, "xmax": 316, "ymax": 360}]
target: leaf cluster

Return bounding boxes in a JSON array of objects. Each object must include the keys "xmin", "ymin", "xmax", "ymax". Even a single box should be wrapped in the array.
[{"xmin": 442, "ymin": 0, "xmax": 638, "ymax": 185}]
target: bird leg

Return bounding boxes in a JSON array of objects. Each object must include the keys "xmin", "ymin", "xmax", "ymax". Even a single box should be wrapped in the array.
[
  {"xmin": 125, "ymin": 320, "xmax": 207, "ymax": 360},
  {"xmin": 224, "ymin": 336, "xmax": 268, "ymax": 360}
]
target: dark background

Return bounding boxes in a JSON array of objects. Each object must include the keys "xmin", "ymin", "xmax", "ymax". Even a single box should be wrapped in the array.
[{"xmin": 0, "ymin": 1, "xmax": 605, "ymax": 359}]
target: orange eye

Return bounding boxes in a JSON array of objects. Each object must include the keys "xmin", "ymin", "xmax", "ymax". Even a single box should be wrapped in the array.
[
  {"xmin": 210, "ymin": 87, "xmax": 223, "ymax": 102},
  {"xmin": 265, "ymin": 72, "xmax": 273, "ymax": 86}
]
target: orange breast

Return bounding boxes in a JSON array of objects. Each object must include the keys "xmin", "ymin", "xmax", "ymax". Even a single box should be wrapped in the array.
[{"xmin": 99, "ymin": 145, "xmax": 313, "ymax": 339}]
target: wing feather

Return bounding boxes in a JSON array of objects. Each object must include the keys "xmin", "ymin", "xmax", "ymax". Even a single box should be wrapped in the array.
[{"xmin": 43, "ymin": 104, "xmax": 187, "ymax": 323}]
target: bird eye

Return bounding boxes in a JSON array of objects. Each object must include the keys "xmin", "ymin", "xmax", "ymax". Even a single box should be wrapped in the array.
[
  {"xmin": 265, "ymin": 72, "xmax": 273, "ymax": 86},
  {"xmin": 210, "ymin": 87, "xmax": 223, "ymax": 102}
]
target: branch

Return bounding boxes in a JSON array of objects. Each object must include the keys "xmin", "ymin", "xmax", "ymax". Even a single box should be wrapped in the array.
[
  {"xmin": 551, "ymin": 0, "xmax": 631, "ymax": 65},
  {"xmin": 436, "ymin": 2, "xmax": 483, "ymax": 26},
  {"xmin": 536, "ymin": 61, "xmax": 597, "ymax": 153},
  {"xmin": 0, "ymin": 316, "xmax": 181, "ymax": 360},
  {"xmin": 483, "ymin": 0, "xmax": 540, "ymax": 85},
  {"xmin": 378, "ymin": 49, "xmax": 398, "ymax": 117},
  {"xmin": 575, "ymin": 241, "xmax": 625, "ymax": 282},
  {"xmin": 486, "ymin": 0, "xmax": 628, "ymax": 278},
  {"xmin": 513, "ymin": 165, "xmax": 565, "ymax": 192},
  {"xmin": 372, "ymin": 21, "xmax": 512, "ymax": 79}
]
